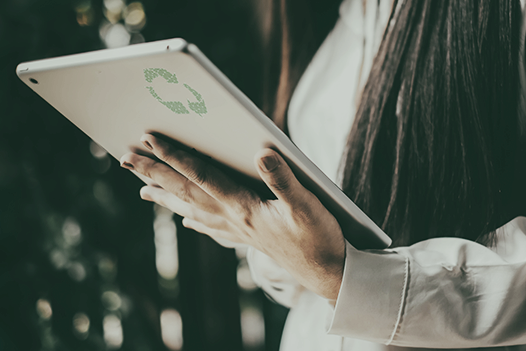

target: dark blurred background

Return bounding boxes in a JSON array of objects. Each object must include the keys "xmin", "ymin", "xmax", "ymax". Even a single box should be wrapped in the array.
[{"xmin": 0, "ymin": 0, "xmax": 289, "ymax": 350}]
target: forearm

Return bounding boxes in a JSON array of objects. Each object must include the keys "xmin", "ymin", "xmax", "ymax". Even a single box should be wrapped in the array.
[{"xmin": 328, "ymin": 217, "xmax": 526, "ymax": 348}]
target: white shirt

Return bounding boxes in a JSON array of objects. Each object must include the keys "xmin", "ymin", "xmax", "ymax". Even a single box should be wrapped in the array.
[{"xmin": 247, "ymin": 0, "xmax": 526, "ymax": 350}]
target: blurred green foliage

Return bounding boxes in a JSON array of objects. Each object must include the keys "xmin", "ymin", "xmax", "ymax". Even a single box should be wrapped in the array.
[{"xmin": 0, "ymin": 0, "xmax": 287, "ymax": 350}]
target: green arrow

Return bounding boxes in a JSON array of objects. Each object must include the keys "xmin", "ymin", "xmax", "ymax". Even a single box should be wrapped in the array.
[
  {"xmin": 184, "ymin": 83, "xmax": 207, "ymax": 117},
  {"xmin": 143, "ymin": 68, "xmax": 178, "ymax": 84},
  {"xmin": 144, "ymin": 68, "xmax": 207, "ymax": 117},
  {"xmin": 146, "ymin": 86, "xmax": 190, "ymax": 114}
]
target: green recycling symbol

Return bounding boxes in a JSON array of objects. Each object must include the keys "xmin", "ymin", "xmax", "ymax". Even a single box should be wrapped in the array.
[{"xmin": 144, "ymin": 68, "xmax": 207, "ymax": 117}]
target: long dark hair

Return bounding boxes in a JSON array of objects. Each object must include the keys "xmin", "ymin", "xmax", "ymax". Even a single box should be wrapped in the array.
[{"xmin": 265, "ymin": 0, "xmax": 523, "ymax": 246}]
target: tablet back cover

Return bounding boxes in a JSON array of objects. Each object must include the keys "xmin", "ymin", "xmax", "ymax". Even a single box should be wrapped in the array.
[{"xmin": 17, "ymin": 38, "xmax": 392, "ymax": 250}]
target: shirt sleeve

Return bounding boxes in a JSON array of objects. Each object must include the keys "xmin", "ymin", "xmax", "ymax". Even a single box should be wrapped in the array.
[
  {"xmin": 246, "ymin": 246, "xmax": 305, "ymax": 308},
  {"xmin": 327, "ymin": 216, "xmax": 526, "ymax": 348}
]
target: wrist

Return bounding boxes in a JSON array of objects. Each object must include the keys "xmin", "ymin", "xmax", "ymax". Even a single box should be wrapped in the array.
[{"xmin": 284, "ymin": 242, "xmax": 345, "ymax": 300}]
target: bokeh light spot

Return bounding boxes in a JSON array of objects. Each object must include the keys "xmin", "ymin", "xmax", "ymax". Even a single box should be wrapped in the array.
[
  {"xmin": 68, "ymin": 262, "xmax": 87, "ymax": 282},
  {"xmin": 104, "ymin": 0, "xmax": 125, "ymax": 13},
  {"xmin": 89, "ymin": 141, "xmax": 108, "ymax": 159},
  {"xmin": 36, "ymin": 299, "xmax": 53, "ymax": 320},
  {"xmin": 154, "ymin": 206, "xmax": 179, "ymax": 280},
  {"xmin": 103, "ymin": 314, "xmax": 123, "ymax": 349},
  {"xmin": 63, "ymin": 217, "xmax": 82, "ymax": 246},
  {"xmin": 241, "ymin": 307, "xmax": 265, "ymax": 348},
  {"xmin": 124, "ymin": 2, "xmax": 146, "ymax": 32},
  {"xmin": 100, "ymin": 23, "xmax": 130, "ymax": 48},
  {"xmin": 160, "ymin": 309, "xmax": 183, "ymax": 350},
  {"xmin": 93, "ymin": 180, "xmax": 114, "ymax": 205},
  {"xmin": 98, "ymin": 256, "xmax": 117, "ymax": 282},
  {"xmin": 130, "ymin": 33, "xmax": 145, "ymax": 45},
  {"xmin": 237, "ymin": 261, "xmax": 257, "ymax": 291},
  {"xmin": 75, "ymin": 1, "xmax": 94, "ymax": 26},
  {"xmin": 50, "ymin": 249, "xmax": 68, "ymax": 269},
  {"xmin": 102, "ymin": 291, "xmax": 122, "ymax": 311},
  {"xmin": 73, "ymin": 312, "xmax": 90, "ymax": 339}
]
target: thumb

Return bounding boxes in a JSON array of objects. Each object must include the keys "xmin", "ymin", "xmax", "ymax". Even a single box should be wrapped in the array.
[{"xmin": 255, "ymin": 149, "xmax": 305, "ymax": 204}]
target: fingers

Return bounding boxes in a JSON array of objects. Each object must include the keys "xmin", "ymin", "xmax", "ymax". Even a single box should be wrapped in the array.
[
  {"xmin": 140, "ymin": 134, "xmax": 245, "ymax": 205},
  {"xmin": 139, "ymin": 185, "xmax": 195, "ymax": 218},
  {"xmin": 141, "ymin": 185, "xmax": 245, "ymax": 248},
  {"xmin": 181, "ymin": 218, "xmax": 243, "ymax": 248},
  {"xmin": 121, "ymin": 153, "xmax": 223, "ymax": 216},
  {"xmin": 255, "ymin": 149, "xmax": 308, "ymax": 207},
  {"xmin": 140, "ymin": 185, "xmax": 229, "ymax": 230}
]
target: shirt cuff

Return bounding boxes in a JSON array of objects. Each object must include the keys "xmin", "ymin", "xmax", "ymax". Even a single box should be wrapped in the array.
[{"xmin": 326, "ymin": 240, "xmax": 409, "ymax": 344}]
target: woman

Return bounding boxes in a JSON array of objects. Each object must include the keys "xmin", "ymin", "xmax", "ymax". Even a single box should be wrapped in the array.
[{"xmin": 120, "ymin": 0, "xmax": 526, "ymax": 349}]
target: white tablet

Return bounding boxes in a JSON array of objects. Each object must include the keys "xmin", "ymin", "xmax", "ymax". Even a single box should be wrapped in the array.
[{"xmin": 16, "ymin": 38, "xmax": 391, "ymax": 250}]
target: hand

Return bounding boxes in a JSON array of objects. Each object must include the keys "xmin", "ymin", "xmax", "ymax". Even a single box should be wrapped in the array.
[{"xmin": 120, "ymin": 134, "xmax": 346, "ymax": 300}]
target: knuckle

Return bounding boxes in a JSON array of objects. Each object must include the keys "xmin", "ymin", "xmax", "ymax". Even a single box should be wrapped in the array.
[
  {"xmin": 293, "ymin": 206, "xmax": 314, "ymax": 226},
  {"xmin": 270, "ymin": 174, "xmax": 291, "ymax": 193},
  {"xmin": 216, "ymin": 218, "xmax": 229, "ymax": 231},
  {"xmin": 206, "ymin": 202, "xmax": 222, "ymax": 216},
  {"xmin": 145, "ymin": 161, "xmax": 164, "ymax": 182},
  {"xmin": 156, "ymin": 142, "xmax": 176, "ymax": 162},
  {"xmin": 289, "ymin": 194, "xmax": 317, "ymax": 225},
  {"xmin": 175, "ymin": 153, "xmax": 219, "ymax": 189},
  {"xmin": 156, "ymin": 146, "xmax": 169, "ymax": 161},
  {"xmin": 186, "ymin": 162, "xmax": 210, "ymax": 187},
  {"xmin": 231, "ymin": 191, "xmax": 258, "ymax": 227},
  {"xmin": 241, "ymin": 209, "xmax": 254, "ymax": 229},
  {"xmin": 163, "ymin": 152, "xmax": 181, "ymax": 169},
  {"xmin": 230, "ymin": 202, "xmax": 251, "ymax": 225},
  {"xmin": 177, "ymin": 178, "xmax": 195, "ymax": 204}
]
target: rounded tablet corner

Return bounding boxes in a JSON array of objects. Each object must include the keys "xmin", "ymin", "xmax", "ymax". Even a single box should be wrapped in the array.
[
  {"xmin": 184, "ymin": 43, "xmax": 200, "ymax": 55},
  {"xmin": 15, "ymin": 63, "xmax": 29, "ymax": 77},
  {"xmin": 166, "ymin": 38, "xmax": 187, "ymax": 52},
  {"xmin": 383, "ymin": 236, "xmax": 393, "ymax": 249}
]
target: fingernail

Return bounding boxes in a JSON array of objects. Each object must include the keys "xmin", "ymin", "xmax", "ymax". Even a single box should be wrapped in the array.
[
  {"xmin": 260, "ymin": 154, "xmax": 279, "ymax": 172},
  {"xmin": 121, "ymin": 161, "xmax": 134, "ymax": 170},
  {"xmin": 140, "ymin": 135, "xmax": 154, "ymax": 150},
  {"xmin": 142, "ymin": 139, "xmax": 153, "ymax": 150}
]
